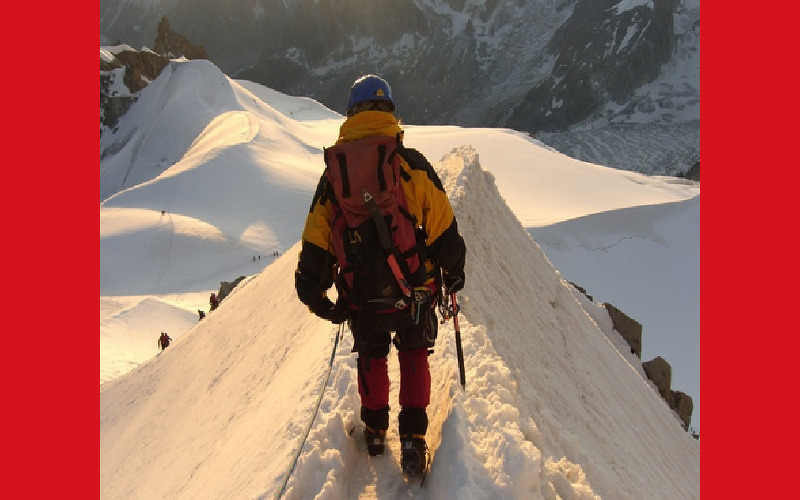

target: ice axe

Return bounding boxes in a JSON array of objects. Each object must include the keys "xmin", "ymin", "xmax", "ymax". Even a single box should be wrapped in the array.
[
  {"xmin": 450, "ymin": 292, "xmax": 466, "ymax": 390},
  {"xmin": 440, "ymin": 278, "xmax": 466, "ymax": 390}
]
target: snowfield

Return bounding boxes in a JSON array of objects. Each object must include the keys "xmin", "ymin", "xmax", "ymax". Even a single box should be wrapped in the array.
[{"xmin": 100, "ymin": 56, "xmax": 700, "ymax": 499}]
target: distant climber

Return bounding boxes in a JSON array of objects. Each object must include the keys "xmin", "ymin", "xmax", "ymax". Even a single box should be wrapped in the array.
[
  {"xmin": 209, "ymin": 293, "xmax": 219, "ymax": 311},
  {"xmin": 198, "ymin": 309, "xmax": 206, "ymax": 320},
  {"xmin": 158, "ymin": 331, "xmax": 172, "ymax": 350}
]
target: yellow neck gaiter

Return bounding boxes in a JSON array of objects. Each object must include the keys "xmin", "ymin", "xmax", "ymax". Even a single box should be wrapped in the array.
[{"xmin": 337, "ymin": 111, "xmax": 404, "ymax": 144}]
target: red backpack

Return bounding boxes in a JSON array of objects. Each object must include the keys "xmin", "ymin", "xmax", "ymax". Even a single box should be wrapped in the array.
[{"xmin": 323, "ymin": 135, "xmax": 428, "ymax": 313}]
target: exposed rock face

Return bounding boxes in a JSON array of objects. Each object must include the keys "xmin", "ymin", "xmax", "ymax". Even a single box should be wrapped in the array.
[
  {"xmin": 671, "ymin": 390, "xmax": 694, "ymax": 431},
  {"xmin": 603, "ymin": 302, "xmax": 642, "ymax": 358},
  {"xmin": 100, "ymin": 0, "xmax": 699, "ymax": 176},
  {"xmin": 569, "ymin": 281, "xmax": 593, "ymax": 302},
  {"xmin": 217, "ymin": 276, "xmax": 246, "ymax": 302},
  {"xmin": 681, "ymin": 160, "xmax": 700, "ymax": 181},
  {"xmin": 153, "ymin": 16, "xmax": 209, "ymax": 60},
  {"xmin": 643, "ymin": 356, "xmax": 672, "ymax": 401},
  {"xmin": 508, "ymin": 0, "xmax": 679, "ymax": 132},
  {"xmin": 99, "ymin": 88, "xmax": 135, "ymax": 134},
  {"xmin": 100, "ymin": 19, "xmax": 208, "ymax": 139},
  {"xmin": 643, "ymin": 356, "xmax": 693, "ymax": 431},
  {"xmin": 101, "ymin": 48, "xmax": 170, "ymax": 94},
  {"xmin": 100, "ymin": 47, "xmax": 170, "ymax": 136},
  {"xmin": 575, "ymin": 285, "xmax": 695, "ymax": 434}
]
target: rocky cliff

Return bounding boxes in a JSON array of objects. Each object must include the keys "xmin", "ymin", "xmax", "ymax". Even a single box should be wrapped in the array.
[
  {"xmin": 100, "ymin": 0, "xmax": 700, "ymax": 176},
  {"xmin": 100, "ymin": 20, "xmax": 208, "ymax": 141}
]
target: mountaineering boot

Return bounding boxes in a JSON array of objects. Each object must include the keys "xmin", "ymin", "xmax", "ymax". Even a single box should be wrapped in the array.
[
  {"xmin": 398, "ymin": 406, "xmax": 428, "ymax": 474},
  {"xmin": 361, "ymin": 405, "xmax": 389, "ymax": 456},
  {"xmin": 364, "ymin": 426, "xmax": 386, "ymax": 456},
  {"xmin": 400, "ymin": 434, "xmax": 428, "ymax": 475}
]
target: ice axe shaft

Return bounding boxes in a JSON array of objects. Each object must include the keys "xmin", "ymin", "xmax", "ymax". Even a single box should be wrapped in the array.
[{"xmin": 451, "ymin": 292, "xmax": 466, "ymax": 390}]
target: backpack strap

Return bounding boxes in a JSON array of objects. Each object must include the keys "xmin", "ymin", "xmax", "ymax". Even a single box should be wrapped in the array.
[
  {"xmin": 334, "ymin": 152, "xmax": 351, "ymax": 198},
  {"xmin": 362, "ymin": 189, "xmax": 413, "ymax": 298},
  {"xmin": 376, "ymin": 143, "xmax": 388, "ymax": 191}
]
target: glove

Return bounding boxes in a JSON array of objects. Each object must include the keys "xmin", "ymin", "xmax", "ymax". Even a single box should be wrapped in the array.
[
  {"xmin": 442, "ymin": 270, "xmax": 465, "ymax": 294},
  {"xmin": 313, "ymin": 296, "xmax": 350, "ymax": 324}
]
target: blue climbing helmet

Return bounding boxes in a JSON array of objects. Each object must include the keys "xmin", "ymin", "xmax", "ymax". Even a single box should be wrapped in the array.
[{"xmin": 345, "ymin": 74, "xmax": 395, "ymax": 116}]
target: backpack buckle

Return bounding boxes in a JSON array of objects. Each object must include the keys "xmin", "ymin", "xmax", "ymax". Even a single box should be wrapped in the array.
[
  {"xmin": 411, "ymin": 287, "xmax": 431, "ymax": 323},
  {"xmin": 413, "ymin": 288, "xmax": 430, "ymax": 304}
]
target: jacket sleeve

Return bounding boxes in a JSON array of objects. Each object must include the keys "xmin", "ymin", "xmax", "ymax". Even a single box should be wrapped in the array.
[
  {"xmin": 295, "ymin": 174, "xmax": 337, "ymax": 309},
  {"xmin": 400, "ymin": 148, "xmax": 466, "ymax": 278}
]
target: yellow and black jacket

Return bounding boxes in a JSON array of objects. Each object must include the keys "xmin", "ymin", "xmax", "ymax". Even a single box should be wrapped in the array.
[{"xmin": 295, "ymin": 111, "xmax": 466, "ymax": 315}]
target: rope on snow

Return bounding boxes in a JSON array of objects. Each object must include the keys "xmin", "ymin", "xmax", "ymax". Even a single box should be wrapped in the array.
[{"xmin": 273, "ymin": 322, "xmax": 343, "ymax": 499}]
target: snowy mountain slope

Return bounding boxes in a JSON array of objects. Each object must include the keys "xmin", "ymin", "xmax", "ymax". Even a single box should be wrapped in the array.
[
  {"xmin": 403, "ymin": 124, "xmax": 699, "ymax": 227},
  {"xmin": 537, "ymin": 0, "xmax": 701, "ymax": 176},
  {"xmin": 100, "ymin": 249, "xmax": 337, "ymax": 499},
  {"xmin": 99, "ymin": 57, "xmax": 700, "ymax": 437},
  {"xmin": 538, "ymin": 121, "xmax": 700, "ymax": 176},
  {"xmin": 100, "ymin": 293, "xmax": 202, "ymax": 382},
  {"xmin": 531, "ymin": 196, "xmax": 701, "ymax": 434},
  {"xmin": 434, "ymin": 148, "xmax": 699, "ymax": 497},
  {"xmin": 100, "ymin": 58, "xmax": 698, "ymax": 297},
  {"xmin": 100, "ymin": 59, "xmax": 339, "ymax": 294},
  {"xmin": 100, "ymin": 147, "xmax": 699, "ymax": 499},
  {"xmin": 100, "ymin": 0, "xmax": 699, "ymax": 175},
  {"xmin": 100, "ymin": 58, "xmax": 341, "ymax": 202}
]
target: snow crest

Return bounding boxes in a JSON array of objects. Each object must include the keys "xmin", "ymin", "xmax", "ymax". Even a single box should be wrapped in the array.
[
  {"xmin": 281, "ymin": 148, "xmax": 602, "ymax": 499},
  {"xmin": 100, "ymin": 145, "xmax": 699, "ymax": 499}
]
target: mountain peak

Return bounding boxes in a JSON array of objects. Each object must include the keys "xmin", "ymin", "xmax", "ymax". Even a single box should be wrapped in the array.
[
  {"xmin": 100, "ymin": 0, "xmax": 699, "ymax": 175},
  {"xmin": 153, "ymin": 15, "xmax": 208, "ymax": 60}
]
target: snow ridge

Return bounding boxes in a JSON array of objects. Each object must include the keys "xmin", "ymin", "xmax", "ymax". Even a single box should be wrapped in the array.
[
  {"xmin": 275, "ymin": 148, "xmax": 605, "ymax": 499},
  {"xmin": 99, "ymin": 61, "xmax": 699, "ymax": 498}
]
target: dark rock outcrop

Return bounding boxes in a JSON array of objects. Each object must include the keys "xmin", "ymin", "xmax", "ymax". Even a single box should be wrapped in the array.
[
  {"xmin": 153, "ymin": 16, "xmax": 209, "ymax": 60},
  {"xmin": 100, "ymin": 48, "xmax": 170, "ymax": 135},
  {"xmin": 643, "ymin": 356, "xmax": 672, "ymax": 401},
  {"xmin": 568, "ymin": 281, "xmax": 593, "ymax": 302},
  {"xmin": 100, "ymin": 0, "xmax": 700, "ymax": 176},
  {"xmin": 643, "ymin": 356, "xmax": 693, "ymax": 431},
  {"xmin": 671, "ymin": 390, "xmax": 694, "ymax": 431},
  {"xmin": 602, "ymin": 302, "xmax": 642, "ymax": 358},
  {"xmin": 680, "ymin": 160, "xmax": 700, "ymax": 181},
  {"xmin": 101, "ymin": 19, "xmax": 207, "ymax": 138},
  {"xmin": 217, "ymin": 276, "xmax": 246, "ymax": 302},
  {"xmin": 508, "ymin": 0, "xmax": 679, "ymax": 132},
  {"xmin": 575, "ymin": 284, "xmax": 695, "ymax": 434},
  {"xmin": 102, "ymin": 48, "xmax": 170, "ymax": 94}
]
